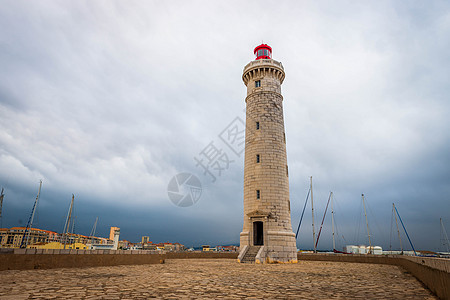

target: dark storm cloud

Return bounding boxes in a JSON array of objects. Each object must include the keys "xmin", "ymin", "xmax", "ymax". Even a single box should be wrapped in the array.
[{"xmin": 0, "ymin": 1, "xmax": 449, "ymax": 250}]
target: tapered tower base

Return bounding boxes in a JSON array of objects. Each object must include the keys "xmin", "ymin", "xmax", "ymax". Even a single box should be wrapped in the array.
[{"xmin": 238, "ymin": 44, "xmax": 297, "ymax": 264}]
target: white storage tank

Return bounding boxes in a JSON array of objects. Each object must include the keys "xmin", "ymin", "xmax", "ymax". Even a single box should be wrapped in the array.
[{"xmin": 343, "ymin": 245, "xmax": 360, "ymax": 254}]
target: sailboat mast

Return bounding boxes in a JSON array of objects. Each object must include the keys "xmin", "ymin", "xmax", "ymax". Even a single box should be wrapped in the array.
[
  {"xmin": 22, "ymin": 180, "xmax": 42, "ymax": 248},
  {"xmin": 394, "ymin": 205, "xmax": 416, "ymax": 256},
  {"xmin": 315, "ymin": 191, "xmax": 331, "ymax": 250},
  {"xmin": 310, "ymin": 176, "xmax": 316, "ymax": 253},
  {"xmin": 90, "ymin": 217, "xmax": 98, "ymax": 249},
  {"xmin": 63, "ymin": 194, "xmax": 74, "ymax": 249},
  {"xmin": 331, "ymin": 192, "xmax": 335, "ymax": 251},
  {"xmin": 441, "ymin": 218, "xmax": 450, "ymax": 253},
  {"xmin": 71, "ymin": 216, "xmax": 76, "ymax": 234},
  {"xmin": 362, "ymin": 194, "xmax": 372, "ymax": 254},
  {"xmin": 0, "ymin": 187, "xmax": 4, "ymax": 228},
  {"xmin": 393, "ymin": 203, "xmax": 403, "ymax": 254}
]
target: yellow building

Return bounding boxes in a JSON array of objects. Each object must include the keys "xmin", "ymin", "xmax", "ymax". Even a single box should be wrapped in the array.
[
  {"xmin": 28, "ymin": 242, "xmax": 87, "ymax": 250},
  {"xmin": 0, "ymin": 227, "xmax": 59, "ymax": 248}
]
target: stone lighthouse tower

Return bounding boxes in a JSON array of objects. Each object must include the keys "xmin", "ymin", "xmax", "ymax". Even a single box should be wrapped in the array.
[{"xmin": 238, "ymin": 44, "xmax": 297, "ymax": 264}]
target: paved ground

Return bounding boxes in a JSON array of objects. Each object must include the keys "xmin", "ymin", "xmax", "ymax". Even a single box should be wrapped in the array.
[{"xmin": 0, "ymin": 259, "xmax": 436, "ymax": 299}]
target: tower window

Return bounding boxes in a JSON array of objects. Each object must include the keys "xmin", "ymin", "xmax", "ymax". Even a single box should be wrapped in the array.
[
  {"xmin": 256, "ymin": 190, "xmax": 260, "ymax": 199},
  {"xmin": 256, "ymin": 154, "xmax": 260, "ymax": 163},
  {"xmin": 255, "ymin": 80, "xmax": 261, "ymax": 88},
  {"xmin": 286, "ymin": 165, "xmax": 289, "ymax": 177},
  {"xmin": 256, "ymin": 122, "xmax": 260, "ymax": 130}
]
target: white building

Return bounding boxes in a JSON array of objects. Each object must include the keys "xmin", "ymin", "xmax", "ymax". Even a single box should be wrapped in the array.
[{"xmin": 344, "ymin": 245, "xmax": 382, "ymax": 255}]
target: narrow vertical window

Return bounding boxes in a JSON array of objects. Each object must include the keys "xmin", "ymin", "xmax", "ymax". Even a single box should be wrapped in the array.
[
  {"xmin": 286, "ymin": 165, "xmax": 289, "ymax": 177},
  {"xmin": 256, "ymin": 122, "xmax": 260, "ymax": 130},
  {"xmin": 255, "ymin": 80, "xmax": 261, "ymax": 87},
  {"xmin": 256, "ymin": 154, "xmax": 260, "ymax": 163},
  {"xmin": 256, "ymin": 190, "xmax": 260, "ymax": 199},
  {"xmin": 283, "ymin": 132, "xmax": 286, "ymax": 143}
]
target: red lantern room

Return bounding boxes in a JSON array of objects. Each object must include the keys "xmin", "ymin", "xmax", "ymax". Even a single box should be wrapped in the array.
[{"xmin": 254, "ymin": 44, "xmax": 272, "ymax": 60}]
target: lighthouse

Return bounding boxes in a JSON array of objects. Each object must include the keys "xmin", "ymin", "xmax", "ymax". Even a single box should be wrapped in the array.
[{"xmin": 238, "ymin": 44, "xmax": 297, "ymax": 263}]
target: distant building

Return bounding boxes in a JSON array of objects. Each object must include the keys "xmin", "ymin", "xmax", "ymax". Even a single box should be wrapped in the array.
[
  {"xmin": 109, "ymin": 227, "xmax": 120, "ymax": 241},
  {"xmin": 141, "ymin": 236, "xmax": 150, "ymax": 244},
  {"xmin": 0, "ymin": 227, "xmax": 59, "ymax": 248},
  {"xmin": 118, "ymin": 240, "xmax": 131, "ymax": 250},
  {"xmin": 127, "ymin": 242, "xmax": 142, "ymax": 250},
  {"xmin": 173, "ymin": 242, "xmax": 185, "ymax": 252},
  {"xmin": 0, "ymin": 228, "xmax": 9, "ymax": 245},
  {"xmin": 29, "ymin": 242, "xmax": 87, "ymax": 250},
  {"xmin": 0, "ymin": 226, "xmax": 121, "ymax": 250},
  {"xmin": 90, "ymin": 226, "xmax": 120, "ymax": 250},
  {"xmin": 140, "ymin": 242, "xmax": 185, "ymax": 252},
  {"xmin": 217, "ymin": 245, "xmax": 239, "ymax": 252},
  {"xmin": 344, "ymin": 245, "xmax": 383, "ymax": 255},
  {"xmin": 202, "ymin": 245, "xmax": 217, "ymax": 252}
]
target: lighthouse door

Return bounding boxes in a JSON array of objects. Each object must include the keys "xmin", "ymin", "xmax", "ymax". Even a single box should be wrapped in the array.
[{"xmin": 253, "ymin": 221, "xmax": 264, "ymax": 246}]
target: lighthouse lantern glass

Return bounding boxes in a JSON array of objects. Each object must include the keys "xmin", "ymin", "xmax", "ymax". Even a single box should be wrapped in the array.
[
  {"xmin": 258, "ymin": 49, "xmax": 268, "ymax": 57},
  {"xmin": 254, "ymin": 44, "xmax": 272, "ymax": 60}
]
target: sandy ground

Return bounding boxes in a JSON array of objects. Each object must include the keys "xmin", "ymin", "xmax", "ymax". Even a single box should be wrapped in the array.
[{"xmin": 0, "ymin": 259, "xmax": 437, "ymax": 299}]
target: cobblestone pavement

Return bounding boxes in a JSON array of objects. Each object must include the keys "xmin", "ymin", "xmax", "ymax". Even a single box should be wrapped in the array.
[{"xmin": 0, "ymin": 259, "xmax": 436, "ymax": 299}]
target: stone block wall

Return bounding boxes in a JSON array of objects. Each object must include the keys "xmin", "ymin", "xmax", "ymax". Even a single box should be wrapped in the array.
[
  {"xmin": 0, "ymin": 251, "xmax": 239, "ymax": 271},
  {"xmin": 0, "ymin": 251, "xmax": 165, "ymax": 271}
]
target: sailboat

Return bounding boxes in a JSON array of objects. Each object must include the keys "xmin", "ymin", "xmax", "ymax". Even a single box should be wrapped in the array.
[
  {"xmin": 439, "ymin": 218, "xmax": 449, "ymax": 256},
  {"xmin": 295, "ymin": 176, "xmax": 316, "ymax": 252}
]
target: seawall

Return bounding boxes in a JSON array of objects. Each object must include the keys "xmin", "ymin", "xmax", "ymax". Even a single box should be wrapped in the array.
[
  {"xmin": 0, "ymin": 249, "xmax": 165, "ymax": 271},
  {"xmin": 298, "ymin": 253, "xmax": 450, "ymax": 300},
  {"xmin": 0, "ymin": 249, "xmax": 238, "ymax": 271}
]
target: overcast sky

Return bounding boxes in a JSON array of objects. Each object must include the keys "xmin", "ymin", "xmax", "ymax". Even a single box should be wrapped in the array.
[{"xmin": 1, "ymin": 1, "xmax": 449, "ymax": 251}]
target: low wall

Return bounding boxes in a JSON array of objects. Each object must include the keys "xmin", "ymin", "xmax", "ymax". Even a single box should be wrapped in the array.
[
  {"xmin": 0, "ymin": 250, "xmax": 238, "ymax": 271},
  {"xmin": 166, "ymin": 252, "xmax": 238, "ymax": 259},
  {"xmin": 298, "ymin": 253, "xmax": 397, "ymax": 265},
  {"xmin": 397, "ymin": 256, "xmax": 450, "ymax": 300},
  {"xmin": 0, "ymin": 250, "xmax": 165, "ymax": 271},
  {"xmin": 298, "ymin": 253, "xmax": 450, "ymax": 300}
]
